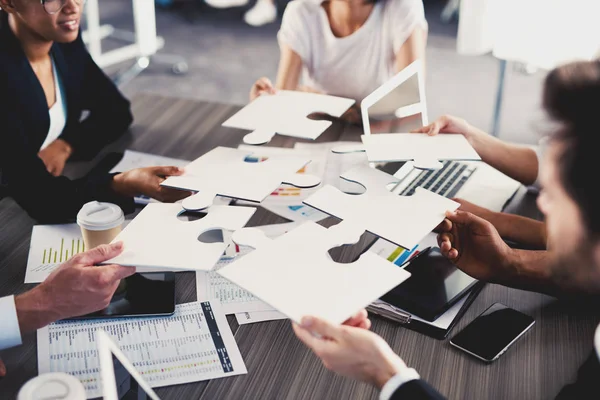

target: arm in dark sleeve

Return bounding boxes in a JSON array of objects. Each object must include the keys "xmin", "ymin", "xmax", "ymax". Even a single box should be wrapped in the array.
[
  {"xmin": 1, "ymin": 97, "xmax": 134, "ymax": 223},
  {"xmin": 555, "ymin": 352, "xmax": 600, "ymax": 400},
  {"xmin": 59, "ymin": 37, "xmax": 133, "ymax": 159},
  {"xmin": 390, "ymin": 380, "xmax": 446, "ymax": 400}
]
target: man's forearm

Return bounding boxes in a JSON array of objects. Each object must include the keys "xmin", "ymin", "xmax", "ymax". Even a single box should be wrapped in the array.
[
  {"xmin": 468, "ymin": 129, "xmax": 539, "ymax": 186},
  {"xmin": 14, "ymin": 286, "xmax": 60, "ymax": 335},
  {"xmin": 487, "ymin": 212, "xmax": 547, "ymax": 249}
]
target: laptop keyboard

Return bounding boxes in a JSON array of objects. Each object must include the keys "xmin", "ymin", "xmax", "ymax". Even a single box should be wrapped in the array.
[{"xmin": 399, "ymin": 161, "xmax": 476, "ymax": 198}]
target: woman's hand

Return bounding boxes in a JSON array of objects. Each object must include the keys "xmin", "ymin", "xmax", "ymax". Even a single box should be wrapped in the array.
[
  {"xmin": 411, "ymin": 115, "xmax": 480, "ymax": 143},
  {"xmin": 250, "ymin": 77, "xmax": 277, "ymax": 101},
  {"xmin": 38, "ymin": 139, "xmax": 73, "ymax": 176},
  {"xmin": 112, "ymin": 166, "xmax": 192, "ymax": 203}
]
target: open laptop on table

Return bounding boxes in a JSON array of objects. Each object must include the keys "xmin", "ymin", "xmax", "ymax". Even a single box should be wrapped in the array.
[{"xmin": 362, "ymin": 60, "xmax": 520, "ymax": 212}]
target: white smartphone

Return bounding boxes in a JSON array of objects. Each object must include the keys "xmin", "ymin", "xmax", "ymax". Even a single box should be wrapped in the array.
[{"xmin": 450, "ymin": 303, "xmax": 535, "ymax": 362}]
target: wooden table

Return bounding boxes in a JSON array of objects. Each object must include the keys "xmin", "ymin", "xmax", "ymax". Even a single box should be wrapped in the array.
[{"xmin": 1, "ymin": 93, "xmax": 598, "ymax": 400}]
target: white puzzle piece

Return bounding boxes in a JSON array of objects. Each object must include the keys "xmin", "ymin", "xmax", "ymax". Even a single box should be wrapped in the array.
[
  {"xmin": 222, "ymin": 91, "xmax": 355, "ymax": 145},
  {"xmin": 332, "ymin": 133, "xmax": 481, "ymax": 170},
  {"xmin": 160, "ymin": 146, "xmax": 321, "ymax": 211},
  {"xmin": 218, "ymin": 221, "xmax": 411, "ymax": 325},
  {"xmin": 303, "ymin": 165, "xmax": 460, "ymax": 250},
  {"xmin": 105, "ymin": 204, "xmax": 256, "ymax": 271}
]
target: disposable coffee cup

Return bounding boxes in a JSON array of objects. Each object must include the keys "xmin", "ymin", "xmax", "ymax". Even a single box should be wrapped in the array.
[
  {"xmin": 77, "ymin": 201, "xmax": 124, "ymax": 251},
  {"xmin": 18, "ymin": 372, "xmax": 86, "ymax": 400}
]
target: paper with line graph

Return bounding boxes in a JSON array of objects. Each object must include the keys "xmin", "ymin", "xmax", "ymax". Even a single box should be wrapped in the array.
[{"xmin": 25, "ymin": 224, "xmax": 86, "ymax": 283}]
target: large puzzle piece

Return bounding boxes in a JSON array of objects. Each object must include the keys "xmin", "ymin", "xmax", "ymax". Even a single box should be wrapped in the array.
[
  {"xmin": 217, "ymin": 221, "xmax": 411, "ymax": 324},
  {"xmin": 105, "ymin": 204, "xmax": 256, "ymax": 271},
  {"xmin": 303, "ymin": 165, "xmax": 460, "ymax": 250},
  {"xmin": 161, "ymin": 146, "xmax": 321, "ymax": 211},
  {"xmin": 333, "ymin": 133, "xmax": 481, "ymax": 170},
  {"xmin": 222, "ymin": 91, "xmax": 355, "ymax": 145}
]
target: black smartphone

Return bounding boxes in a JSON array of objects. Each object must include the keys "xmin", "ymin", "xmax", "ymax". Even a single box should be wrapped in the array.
[
  {"xmin": 380, "ymin": 247, "xmax": 478, "ymax": 321},
  {"xmin": 70, "ymin": 272, "xmax": 176, "ymax": 320},
  {"xmin": 450, "ymin": 303, "xmax": 535, "ymax": 362}
]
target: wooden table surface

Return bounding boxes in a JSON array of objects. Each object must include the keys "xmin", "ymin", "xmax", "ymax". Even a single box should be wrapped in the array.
[{"xmin": 1, "ymin": 93, "xmax": 599, "ymax": 400}]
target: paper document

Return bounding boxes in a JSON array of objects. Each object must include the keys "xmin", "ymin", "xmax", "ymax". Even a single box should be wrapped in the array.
[
  {"xmin": 25, "ymin": 224, "xmax": 86, "ymax": 283},
  {"xmin": 37, "ymin": 300, "xmax": 246, "ymax": 399},
  {"xmin": 110, "ymin": 150, "xmax": 189, "ymax": 173},
  {"xmin": 197, "ymin": 222, "xmax": 300, "ymax": 315},
  {"xmin": 197, "ymin": 247, "xmax": 273, "ymax": 315},
  {"xmin": 236, "ymin": 310, "xmax": 287, "ymax": 325}
]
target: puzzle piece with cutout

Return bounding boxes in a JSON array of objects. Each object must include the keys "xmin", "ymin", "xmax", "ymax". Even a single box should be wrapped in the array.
[
  {"xmin": 104, "ymin": 204, "xmax": 256, "ymax": 271},
  {"xmin": 303, "ymin": 165, "xmax": 460, "ymax": 250},
  {"xmin": 217, "ymin": 221, "xmax": 411, "ymax": 324},
  {"xmin": 222, "ymin": 91, "xmax": 355, "ymax": 145},
  {"xmin": 332, "ymin": 133, "xmax": 481, "ymax": 170},
  {"xmin": 161, "ymin": 146, "xmax": 321, "ymax": 211}
]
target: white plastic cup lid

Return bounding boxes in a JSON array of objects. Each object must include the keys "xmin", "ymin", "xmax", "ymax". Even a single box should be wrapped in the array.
[
  {"xmin": 77, "ymin": 201, "xmax": 124, "ymax": 231},
  {"xmin": 17, "ymin": 372, "xmax": 86, "ymax": 400}
]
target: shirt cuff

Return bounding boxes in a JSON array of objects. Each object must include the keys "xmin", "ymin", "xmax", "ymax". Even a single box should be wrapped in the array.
[
  {"xmin": 379, "ymin": 368, "xmax": 421, "ymax": 400},
  {"xmin": 0, "ymin": 296, "xmax": 22, "ymax": 351}
]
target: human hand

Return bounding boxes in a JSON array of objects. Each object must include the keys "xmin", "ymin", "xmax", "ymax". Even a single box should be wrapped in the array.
[
  {"xmin": 293, "ymin": 315, "xmax": 406, "ymax": 389},
  {"xmin": 112, "ymin": 166, "xmax": 191, "ymax": 203},
  {"xmin": 0, "ymin": 357, "xmax": 5, "ymax": 378},
  {"xmin": 411, "ymin": 115, "xmax": 479, "ymax": 142},
  {"xmin": 250, "ymin": 77, "xmax": 277, "ymax": 101},
  {"xmin": 15, "ymin": 243, "xmax": 136, "ymax": 332},
  {"xmin": 437, "ymin": 210, "xmax": 515, "ymax": 282},
  {"xmin": 37, "ymin": 139, "xmax": 73, "ymax": 176},
  {"xmin": 342, "ymin": 309, "xmax": 372, "ymax": 330}
]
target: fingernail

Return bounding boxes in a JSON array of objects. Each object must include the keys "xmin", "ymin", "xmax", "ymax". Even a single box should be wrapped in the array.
[
  {"xmin": 113, "ymin": 241, "xmax": 124, "ymax": 250},
  {"xmin": 301, "ymin": 316, "xmax": 314, "ymax": 328}
]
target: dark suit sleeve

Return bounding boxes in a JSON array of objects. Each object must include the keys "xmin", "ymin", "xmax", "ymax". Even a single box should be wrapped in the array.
[
  {"xmin": 555, "ymin": 351, "xmax": 600, "ymax": 400},
  {"xmin": 390, "ymin": 379, "xmax": 446, "ymax": 400},
  {"xmin": 59, "ymin": 36, "xmax": 133, "ymax": 159},
  {"xmin": 0, "ymin": 81, "xmax": 134, "ymax": 223}
]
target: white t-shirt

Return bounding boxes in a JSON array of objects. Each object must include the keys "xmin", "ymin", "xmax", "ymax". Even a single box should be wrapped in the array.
[
  {"xmin": 40, "ymin": 57, "xmax": 67, "ymax": 151},
  {"xmin": 278, "ymin": 0, "xmax": 427, "ymax": 103}
]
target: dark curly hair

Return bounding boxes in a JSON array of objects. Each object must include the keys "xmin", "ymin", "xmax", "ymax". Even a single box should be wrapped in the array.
[{"xmin": 543, "ymin": 60, "xmax": 600, "ymax": 237}]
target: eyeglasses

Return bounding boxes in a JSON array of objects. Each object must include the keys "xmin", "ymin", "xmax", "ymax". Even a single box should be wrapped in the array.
[{"xmin": 40, "ymin": 0, "xmax": 86, "ymax": 15}]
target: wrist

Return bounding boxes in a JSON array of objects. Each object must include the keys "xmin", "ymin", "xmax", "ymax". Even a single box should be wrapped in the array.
[
  {"xmin": 14, "ymin": 285, "xmax": 61, "ymax": 334},
  {"xmin": 372, "ymin": 353, "xmax": 405, "ymax": 390},
  {"xmin": 111, "ymin": 173, "xmax": 131, "ymax": 197}
]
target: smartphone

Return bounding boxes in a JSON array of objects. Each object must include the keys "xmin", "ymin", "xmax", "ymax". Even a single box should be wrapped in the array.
[{"xmin": 450, "ymin": 303, "xmax": 534, "ymax": 362}]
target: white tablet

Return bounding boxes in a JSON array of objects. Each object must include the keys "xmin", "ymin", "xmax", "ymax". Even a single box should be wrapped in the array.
[
  {"xmin": 361, "ymin": 59, "xmax": 428, "ymax": 135},
  {"xmin": 97, "ymin": 330, "xmax": 161, "ymax": 400}
]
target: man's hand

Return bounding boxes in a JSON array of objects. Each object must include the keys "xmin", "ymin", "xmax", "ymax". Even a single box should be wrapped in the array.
[
  {"xmin": 112, "ymin": 166, "xmax": 192, "ymax": 203},
  {"xmin": 37, "ymin": 139, "xmax": 73, "ymax": 176},
  {"xmin": 293, "ymin": 313, "xmax": 405, "ymax": 389},
  {"xmin": 14, "ymin": 242, "xmax": 136, "ymax": 333},
  {"xmin": 0, "ymin": 357, "xmax": 5, "ymax": 378},
  {"xmin": 437, "ymin": 210, "xmax": 515, "ymax": 282}
]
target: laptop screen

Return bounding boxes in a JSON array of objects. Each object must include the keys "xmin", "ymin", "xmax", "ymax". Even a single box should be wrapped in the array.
[
  {"xmin": 112, "ymin": 354, "xmax": 154, "ymax": 400},
  {"xmin": 366, "ymin": 71, "xmax": 426, "ymax": 134}
]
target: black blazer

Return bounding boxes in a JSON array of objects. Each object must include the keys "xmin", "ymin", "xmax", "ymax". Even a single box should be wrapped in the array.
[
  {"xmin": 390, "ymin": 351, "xmax": 600, "ymax": 400},
  {"xmin": 0, "ymin": 12, "xmax": 134, "ymax": 223}
]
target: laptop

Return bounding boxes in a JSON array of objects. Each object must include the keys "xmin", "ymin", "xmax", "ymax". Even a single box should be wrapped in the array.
[
  {"xmin": 97, "ymin": 330, "xmax": 161, "ymax": 400},
  {"xmin": 361, "ymin": 60, "xmax": 520, "ymax": 212}
]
